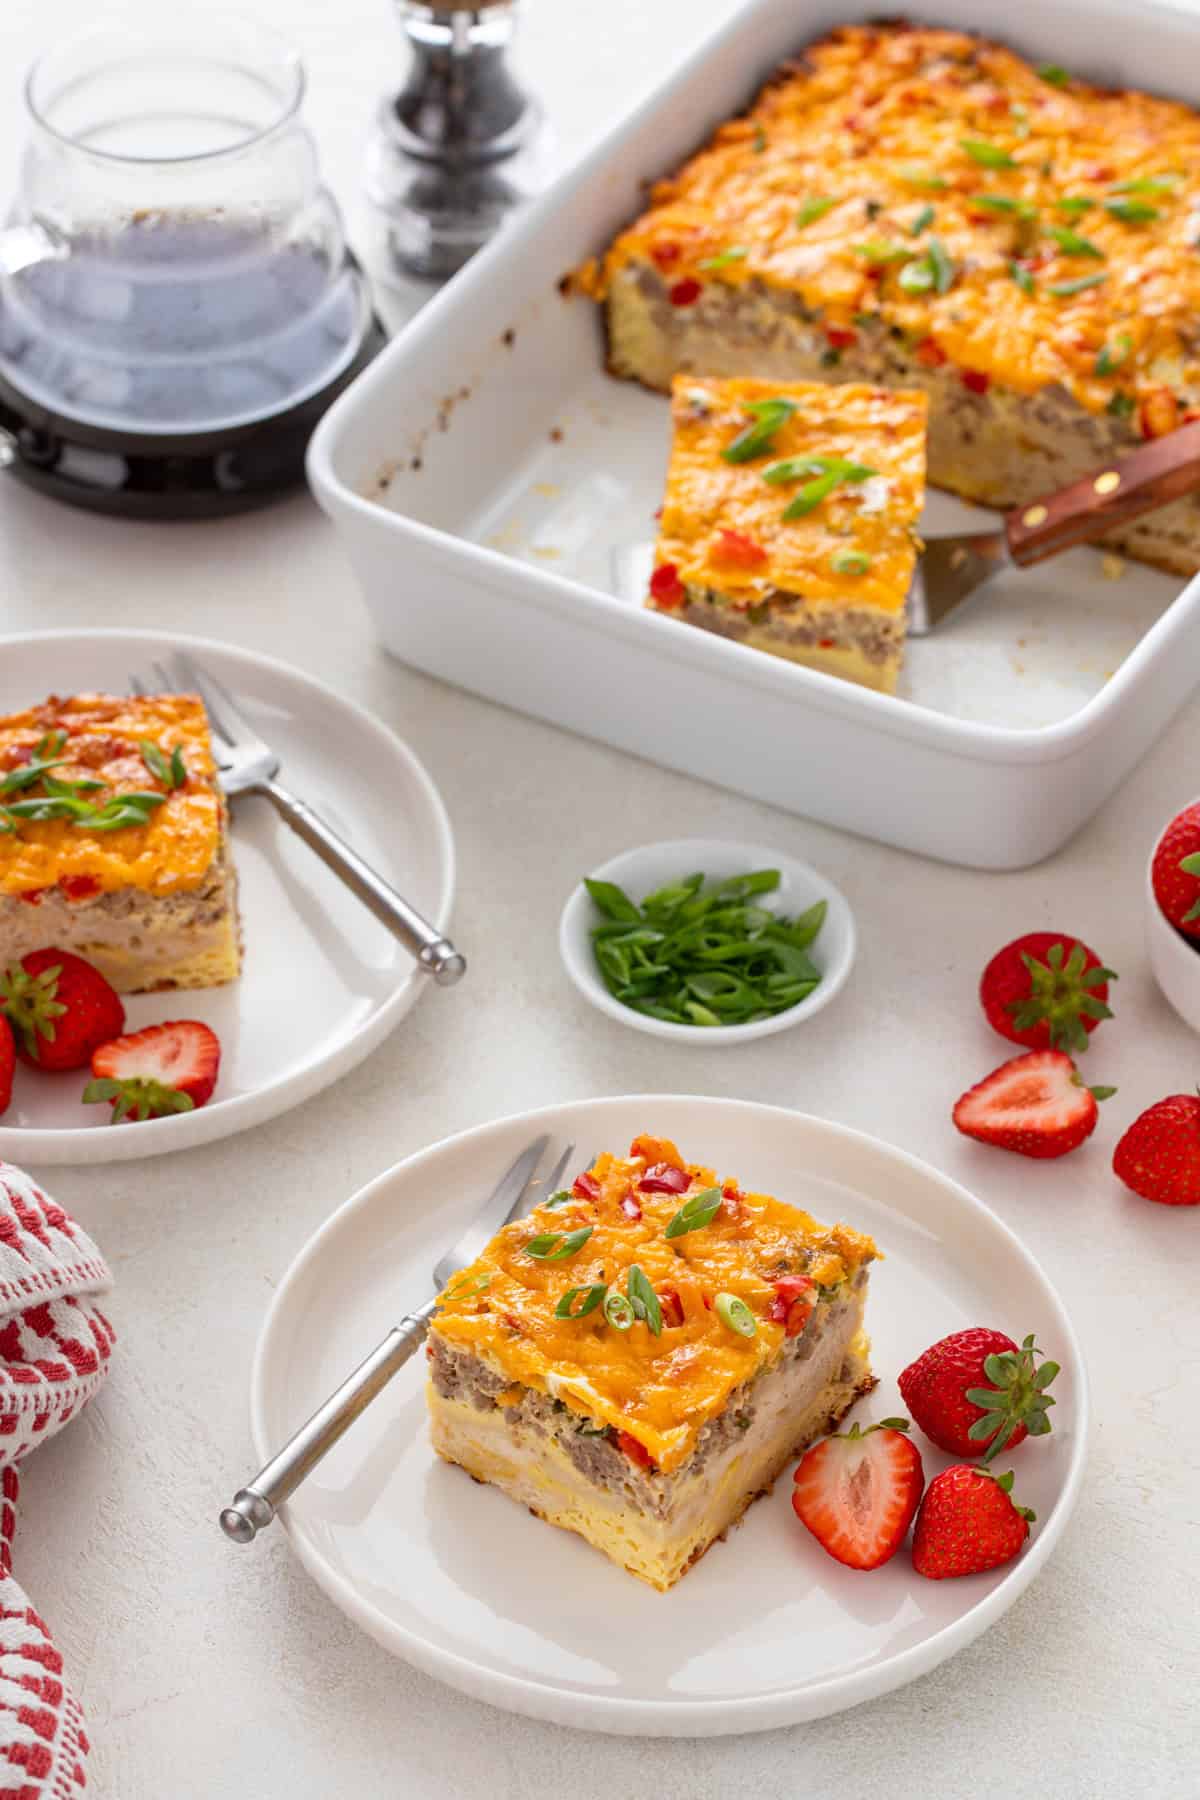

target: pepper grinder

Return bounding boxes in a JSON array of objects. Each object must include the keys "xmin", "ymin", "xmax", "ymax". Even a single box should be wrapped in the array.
[{"xmin": 367, "ymin": 0, "xmax": 547, "ymax": 286}]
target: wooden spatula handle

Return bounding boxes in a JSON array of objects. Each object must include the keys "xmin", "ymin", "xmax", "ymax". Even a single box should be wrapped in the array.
[{"xmin": 1005, "ymin": 418, "xmax": 1200, "ymax": 567}]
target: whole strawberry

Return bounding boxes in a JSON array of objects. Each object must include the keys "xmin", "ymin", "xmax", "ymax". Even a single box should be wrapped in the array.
[
  {"xmin": 1151, "ymin": 803, "xmax": 1200, "ymax": 940},
  {"xmin": 899, "ymin": 1328, "xmax": 1058, "ymax": 1461},
  {"xmin": 1113, "ymin": 1094, "xmax": 1200, "ymax": 1205},
  {"xmin": 954, "ymin": 1049, "xmax": 1114, "ymax": 1159},
  {"xmin": 0, "ymin": 949, "xmax": 125, "ymax": 1072},
  {"xmin": 979, "ymin": 932, "xmax": 1115, "ymax": 1054},
  {"xmin": 791, "ymin": 1418, "xmax": 925, "ymax": 1571},
  {"xmin": 912, "ymin": 1465, "xmax": 1034, "ymax": 1580},
  {"xmin": 0, "ymin": 1015, "xmax": 13, "ymax": 1116}
]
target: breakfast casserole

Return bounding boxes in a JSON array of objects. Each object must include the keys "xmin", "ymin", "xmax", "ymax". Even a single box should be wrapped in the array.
[
  {"xmin": 581, "ymin": 21, "xmax": 1200, "ymax": 575},
  {"xmin": 0, "ymin": 693, "xmax": 241, "ymax": 992},
  {"xmin": 427, "ymin": 1135, "xmax": 877, "ymax": 1590},
  {"xmin": 650, "ymin": 374, "xmax": 926, "ymax": 691}
]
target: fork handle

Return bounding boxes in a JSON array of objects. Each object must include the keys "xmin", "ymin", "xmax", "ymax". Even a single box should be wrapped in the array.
[
  {"xmin": 259, "ymin": 778, "xmax": 466, "ymax": 984},
  {"xmin": 219, "ymin": 1296, "xmax": 439, "ymax": 1543},
  {"xmin": 1006, "ymin": 418, "xmax": 1200, "ymax": 566}
]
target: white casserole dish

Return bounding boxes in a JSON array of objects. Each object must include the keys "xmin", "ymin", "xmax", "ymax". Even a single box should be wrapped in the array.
[{"xmin": 309, "ymin": 0, "xmax": 1200, "ymax": 871}]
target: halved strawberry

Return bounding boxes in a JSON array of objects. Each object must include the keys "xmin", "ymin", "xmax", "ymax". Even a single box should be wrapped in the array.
[
  {"xmin": 791, "ymin": 1418, "xmax": 925, "ymax": 1570},
  {"xmin": 1, "ymin": 948, "xmax": 125, "ymax": 1072},
  {"xmin": 82, "ymin": 1020, "xmax": 220, "ymax": 1123},
  {"xmin": 979, "ymin": 932, "xmax": 1115, "ymax": 1054},
  {"xmin": 0, "ymin": 1016, "xmax": 13, "ymax": 1116},
  {"xmin": 953, "ymin": 1049, "xmax": 1114, "ymax": 1159}
]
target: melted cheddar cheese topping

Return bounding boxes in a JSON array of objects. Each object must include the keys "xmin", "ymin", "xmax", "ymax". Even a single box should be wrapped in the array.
[
  {"xmin": 658, "ymin": 375, "xmax": 925, "ymax": 613},
  {"xmin": 433, "ymin": 1135, "xmax": 877, "ymax": 1473},
  {"xmin": 588, "ymin": 23, "xmax": 1200, "ymax": 428},
  {"xmin": 0, "ymin": 694, "xmax": 222, "ymax": 897}
]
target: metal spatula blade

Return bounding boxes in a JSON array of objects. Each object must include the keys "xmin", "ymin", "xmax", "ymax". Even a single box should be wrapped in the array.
[{"xmin": 904, "ymin": 528, "xmax": 1011, "ymax": 636}]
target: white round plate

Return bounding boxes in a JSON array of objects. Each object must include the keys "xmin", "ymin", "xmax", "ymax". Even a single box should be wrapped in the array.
[
  {"xmin": 0, "ymin": 630, "xmax": 455, "ymax": 1165},
  {"xmin": 559, "ymin": 837, "xmax": 856, "ymax": 1044},
  {"xmin": 252, "ymin": 1095, "xmax": 1087, "ymax": 1737}
]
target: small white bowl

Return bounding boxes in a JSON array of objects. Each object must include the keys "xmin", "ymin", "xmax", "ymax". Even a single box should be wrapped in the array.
[
  {"xmin": 558, "ymin": 837, "xmax": 856, "ymax": 1044},
  {"xmin": 1145, "ymin": 810, "xmax": 1200, "ymax": 1033}
]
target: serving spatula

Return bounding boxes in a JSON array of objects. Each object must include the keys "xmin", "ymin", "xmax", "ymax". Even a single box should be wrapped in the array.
[
  {"xmin": 219, "ymin": 1133, "xmax": 574, "ymax": 1543},
  {"xmin": 908, "ymin": 419, "xmax": 1200, "ymax": 633}
]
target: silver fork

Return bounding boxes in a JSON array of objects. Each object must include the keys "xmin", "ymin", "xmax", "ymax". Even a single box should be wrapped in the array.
[
  {"xmin": 131, "ymin": 650, "xmax": 465, "ymax": 985},
  {"xmin": 220, "ymin": 1135, "xmax": 576, "ymax": 1542}
]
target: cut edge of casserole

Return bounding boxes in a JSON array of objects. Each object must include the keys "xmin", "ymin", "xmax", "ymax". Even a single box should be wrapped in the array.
[{"xmin": 426, "ymin": 1135, "xmax": 878, "ymax": 1590}]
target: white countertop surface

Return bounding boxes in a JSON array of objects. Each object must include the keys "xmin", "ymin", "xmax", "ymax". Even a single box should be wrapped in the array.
[{"xmin": 2, "ymin": 1, "xmax": 1198, "ymax": 1793}]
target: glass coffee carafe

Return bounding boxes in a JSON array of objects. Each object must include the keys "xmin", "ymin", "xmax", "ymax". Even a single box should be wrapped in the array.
[{"xmin": 0, "ymin": 18, "xmax": 383, "ymax": 517}]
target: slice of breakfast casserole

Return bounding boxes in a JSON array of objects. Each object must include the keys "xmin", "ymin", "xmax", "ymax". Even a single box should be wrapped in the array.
[
  {"xmin": 0, "ymin": 692, "xmax": 241, "ymax": 992},
  {"xmin": 427, "ymin": 1135, "xmax": 877, "ymax": 1590},
  {"xmin": 649, "ymin": 375, "xmax": 926, "ymax": 691},
  {"xmin": 582, "ymin": 21, "xmax": 1200, "ymax": 576}
]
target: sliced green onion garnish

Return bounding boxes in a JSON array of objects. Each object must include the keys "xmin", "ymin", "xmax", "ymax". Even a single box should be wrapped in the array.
[
  {"xmin": 715, "ymin": 1292, "xmax": 758, "ymax": 1338},
  {"xmin": 0, "ymin": 757, "xmax": 67, "ymax": 795},
  {"xmin": 525, "ymin": 1225, "xmax": 594, "ymax": 1261},
  {"xmin": 698, "ymin": 245, "xmax": 749, "ymax": 270},
  {"xmin": 960, "ymin": 139, "xmax": 1017, "ymax": 169},
  {"xmin": 1107, "ymin": 390, "xmax": 1135, "ymax": 418},
  {"xmin": 1110, "ymin": 174, "xmax": 1180, "ymax": 195},
  {"xmin": 139, "ymin": 739, "xmax": 187, "ymax": 790},
  {"xmin": 1104, "ymin": 198, "xmax": 1159, "ymax": 224},
  {"xmin": 1009, "ymin": 260, "xmax": 1036, "ymax": 294},
  {"xmin": 664, "ymin": 1186, "xmax": 723, "ymax": 1240},
  {"xmin": 830, "ymin": 549, "xmax": 872, "ymax": 576},
  {"xmin": 543, "ymin": 1189, "xmax": 572, "ymax": 1208},
  {"xmin": 721, "ymin": 398, "xmax": 798, "ymax": 465},
  {"xmin": 971, "ymin": 194, "xmax": 1037, "ymax": 218},
  {"xmin": 443, "ymin": 1272, "xmax": 491, "ymax": 1301},
  {"xmin": 626, "ymin": 1264, "xmax": 663, "ymax": 1335},
  {"xmin": 1055, "ymin": 197, "xmax": 1094, "ymax": 218},
  {"xmin": 603, "ymin": 1291, "xmax": 634, "ymax": 1331},
  {"xmin": 795, "ymin": 196, "xmax": 836, "ymax": 227},
  {"xmin": 908, "ymin": 204, "xmax": 935, "ymax": 236},
  {"xmin": 897, "ymin": 235, "xmax": 955, "ymax": 296},
  {"xmin": 899, "ymin": 166, "xmax": 947, "ymax": 190},
  {"xmin": 763, "ymin": 455, "xmax": 875, "ymax": 486},
  {"xmin": 1047, "ymin": 273, "xmax": 1107, "ymax": 295},
  {"xmin": 852, "ymin": 240, "xmax": 912, "ymax": 264},
  {"xmin": 1095, "ymin": 332, "xmax": 1132, "ymax": 376},
  {"xmin": 555, "ymin": 1283, "xmax": 607, "ymax": 1320},
  {"xmin": 1047, "ymin": 225, "xmax": 1104, "ymax": 258},
  {"xmin": 1037, "ymin": 63, "xmax": 1071, "ymax": 87}
]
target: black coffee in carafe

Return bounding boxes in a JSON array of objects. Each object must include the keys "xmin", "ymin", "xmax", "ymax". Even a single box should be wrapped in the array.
[{"xmin": 0, "ymin": 22, "xmax": 382, "ymax": 517}]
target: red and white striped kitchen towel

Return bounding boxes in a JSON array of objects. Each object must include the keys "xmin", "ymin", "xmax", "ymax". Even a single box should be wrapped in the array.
[{"xmin": 0, "ymin": 1161, "xmax": 115, "ymax": 1797}]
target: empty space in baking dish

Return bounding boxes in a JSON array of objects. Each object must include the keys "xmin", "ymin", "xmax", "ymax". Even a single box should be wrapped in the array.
[{"xmin": 366, "ymin": 334, "xmax": 1184, "ymax": 733}]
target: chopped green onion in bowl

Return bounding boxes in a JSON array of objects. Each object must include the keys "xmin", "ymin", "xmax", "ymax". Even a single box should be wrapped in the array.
[{"xmin": 560, "ymin": 841, "xmax": 857, "ymax": 1043}]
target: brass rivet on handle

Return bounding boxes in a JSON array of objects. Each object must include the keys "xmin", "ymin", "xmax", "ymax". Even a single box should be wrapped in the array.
[
  {"xmin": 1094, "ymin": 470, "xmax": 1121, "ymax": 495},
  {"xmin": 1022, "ymin": 503, "xmax": 1048, "ymax": 527}
]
